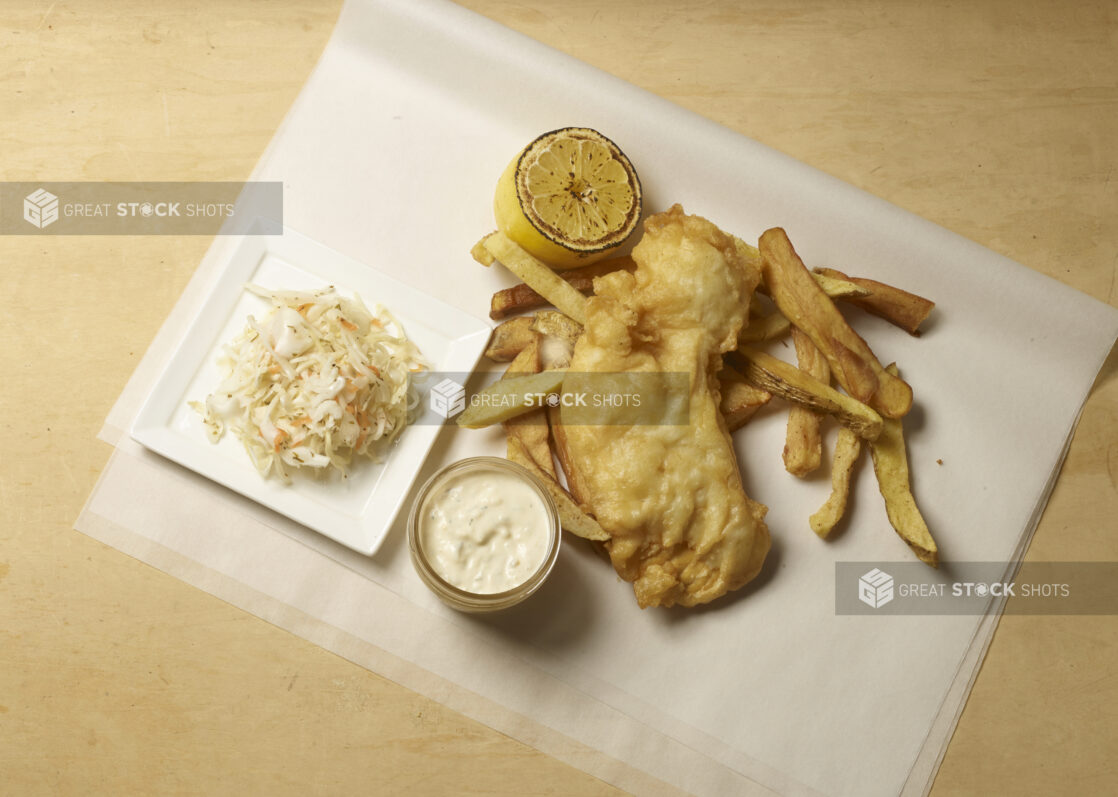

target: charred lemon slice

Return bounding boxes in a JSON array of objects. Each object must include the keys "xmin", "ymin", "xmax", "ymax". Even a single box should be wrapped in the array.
[{"xmin": 494, "ymin": 127, "xmax": 642, "ymax": 270}]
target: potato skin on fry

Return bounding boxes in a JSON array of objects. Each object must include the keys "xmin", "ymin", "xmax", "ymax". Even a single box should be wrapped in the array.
[
  {"xmin": 813, "ymin": 267, "xmax": 935, "ymax": 336},
  {"xmin": 739, "ymin": 273, "xmax": 868, "ymax": 345},
  {"xmin": 503, "ymin": 332, "xmax": 540, "ymax": 374},
  {"xmin": 760, "ymin": 228, "xmax": 912, "ymax": 419},
  {"xmin": 507, "ymin": 436, "xmax": 609, "ymax": 542},
  {"xmin": 503, "ymin": 336, "xmax": 557, "ymax": 478},
  {"xmin": 869, "ymin": 364, "xmax": 938, "ymax": 566},
  {"xmin": 547, "ymin": 404, "xmax": 591, "ymax": 505},
  {"xmin": 810, "ymin": 427, "xmax": 862, "ymax": 538},
  {"xmin": 783, "ymin": 328, "xmax": 829, "ymax": 477},
  {"xmin": 732, "ymin": 346, "xmax": 883, "ymax": 440},
  {"xmin": 485, "ymin": 316, "xmax": 536, "ymax": 362}
]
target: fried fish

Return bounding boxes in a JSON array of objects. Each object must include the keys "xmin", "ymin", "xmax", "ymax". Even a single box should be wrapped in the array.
[{"xmin": 559, "ymin": 205, "xmax": 770, "ymax": 608}]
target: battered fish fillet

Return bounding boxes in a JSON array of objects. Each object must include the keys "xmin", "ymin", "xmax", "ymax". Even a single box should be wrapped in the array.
[{"xmin": 560, "ymin": 205, "xmax": 770, "ymax": 608}]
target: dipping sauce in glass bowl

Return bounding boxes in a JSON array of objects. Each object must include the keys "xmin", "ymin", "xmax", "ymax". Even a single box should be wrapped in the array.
[{"xmin": 408, "ymin": 457, "xmax": 560, "ymax": 612}]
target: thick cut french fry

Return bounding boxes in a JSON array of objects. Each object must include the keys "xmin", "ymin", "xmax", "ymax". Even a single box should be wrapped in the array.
[
  {"xmin": 484, "ymin": 316, "xmax": 537, "ymax": 362},
  {"xmin": 869, "ymin": 364, "xmax": 938, "ymax": 566},
  {"xmin": 740, "ymin": 273, "xmax": 871, "ymax": 344},
  {"xmin": 489, "ymin": 256, "xmax": 635, "ymax": 320},
  {"xmin": 813, "ymin": 267, "xmax": 935, "ymax": 336},
  {"xmin": 507, "ymin": 436, "xmax": 609, "ymax": 542},
  {"xmin": 811, "ymin": 271, "xmax": 871, "ymax": 299},
  {"xmin": 759, "ymin": 227, "xmax": 912, "ymax": 418},
  {"xmin": 809, "ymin": 427, "xmax": 862, "ymax": 538},
  {"xmin": 546, "ymin": 404, "xmax": 590, "ymax": 506},
  {"xmin": 483, "ymin": 233, "xmax": 588, "ymax": 324},
  {"xmin": 754, "ymin": 268, "xmax": 870, "ymax": 300},
  {"xmin": 506, "ymin": 417, "xmax": 556, "ymax": 477},
  {"xmin": 503, "ymin": 334, "xmax": 540, "ymax": 374},
  {"xmin": 732, "ymin": 346, "xmax": 882, "ymax": 440},
  {"xmin": 739, "ymin": 311, "xmax": 792, "ymax": 344},
  {"xmin": 471, "ymin": 232, "xmax": 496, "ymax": 266},
  {"xmin": 760, "ymin": 227, "xmax": 877, "ymax": 403},
  {"xmin": 783, "ymin": 328, "xmax": 829, "ymax": 477},
  {"xmin": 456, "ymin": 369, "xmax": 565, "ymax": 429},
  {"xmin": 718, "ymin": 366, "xmax": 772, "ymax": 432},
  {"xmin": 503, "ymin": 337, "xmax": 556, "ymax": 478}
]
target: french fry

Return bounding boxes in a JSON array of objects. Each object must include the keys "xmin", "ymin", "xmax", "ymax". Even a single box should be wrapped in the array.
[
  {"xmin": 545, "ymin": 404, "xmax": 591, "ymax": 506},
  {"xmin": 507, "ymin": 436, "xmax": 610, "ymax": 542},
  {"xmin": 491, "ymin": 281, "xmax": 577, "ymax": 320},
  {"xmin": 732, "ymin": 346, "xmax": 882, "ymax": 440},
  {"xmin": 869, "ymin": 364, "xmax": 938, "ymax": 566},
  {"xmin": 507, "ymin": 418, "xmax": 557, "ymax": 478},
  {"xmin": 740, "ymin": 273, "xmax": 870, "ymax": 344},
  {"xmin": 739, "ymin": 311, "xmax": 792, "ymax": 344},
  {"xmin": 759, "ymin": 227, "xmax": 912, "ymax": 418},
  {"xmin": 718, "ymin": 367, "xmax": 772, "ymax": 432},
  {"xmin": 754, "ymin": 269, "xmax": 871, "ymax": 301},
  {"xmin": 813, "ymin": 267, "xmax": 935, "ymax": 335},
  {"xmin": 455, "ymin": 369, "xmax": 565, "ymax": 429},
  {"xmin": 503, "ymin": 335, "xmax": 540, "ymax": 374},
  {"xmin": 809, "ymin": 427, "xmax": 862, "ymax": 538},
  {"xmin": 484, "ymin": 316, "xmax": 537, "ymax": 362},
  {"xmin": 811, "ymin": 271, "xmax": 872, "ymax": 300},
  {"xmin": 489, "ymin": 256, "xmax": 635, "ymax": 320},
  {"xmin": 483, "ymin": 233, "xmax": 588, "ymax": 324},
  {"xmin": 783, "ymin": 328, "xmax": 829, "ymax": 477},
  {"xmin": 471, "ymin": 232, "xmax": 496, "ymax": 266},
  {"xmin": 502, "ymin": 336, "xmax": 556, "ymax": 478},
  {"xmin": 749, "ymin": 293, "xmax": 770, "ymax": 313}
]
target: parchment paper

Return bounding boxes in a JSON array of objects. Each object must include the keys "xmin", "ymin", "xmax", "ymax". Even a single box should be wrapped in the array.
[{"xmin": 79, "ymin": 1, "xmax": 1118, "ymax": 795}]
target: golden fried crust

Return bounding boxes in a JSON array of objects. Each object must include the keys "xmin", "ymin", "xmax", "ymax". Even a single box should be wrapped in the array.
[{"xmin": 561, "ymin": 205, "xmax": 770, "ymax": 608}]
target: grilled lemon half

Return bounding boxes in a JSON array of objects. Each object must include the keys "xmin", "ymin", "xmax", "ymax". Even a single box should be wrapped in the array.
[{"xmin": 493, "ymin": 127, "xmax": 642, "ymax": 270}]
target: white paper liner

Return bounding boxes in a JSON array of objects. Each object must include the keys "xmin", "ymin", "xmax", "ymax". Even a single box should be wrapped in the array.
[{"xmin": 81, "ymin": 1, "xmax": 1118, "ymax": 795}]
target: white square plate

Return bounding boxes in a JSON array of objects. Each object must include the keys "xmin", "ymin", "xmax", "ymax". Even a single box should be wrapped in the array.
[{"xmin": 131, "ymin": 227, "xmax": 491, "ymax": 555}]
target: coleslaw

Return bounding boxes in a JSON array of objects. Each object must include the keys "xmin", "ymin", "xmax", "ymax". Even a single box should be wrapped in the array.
[{"xmin": 191, "ymin": 283, "xmax": 426, "ymax": 480}]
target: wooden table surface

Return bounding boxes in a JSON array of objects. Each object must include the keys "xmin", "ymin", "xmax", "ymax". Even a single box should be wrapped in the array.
[{"xmin": 3, "ymin": 1, "xmax": 1116, "ymax": 794}]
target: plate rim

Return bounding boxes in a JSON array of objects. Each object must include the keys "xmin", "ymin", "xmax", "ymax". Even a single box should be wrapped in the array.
[{"xmin": 130, "ymin": 225, "xmax": 492, "ymax": 556}]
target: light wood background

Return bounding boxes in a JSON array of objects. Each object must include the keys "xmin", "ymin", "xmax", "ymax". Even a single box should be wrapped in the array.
[{"xmin": 3, "ymin": 1, "xmax": 1115, "ymax": 794}]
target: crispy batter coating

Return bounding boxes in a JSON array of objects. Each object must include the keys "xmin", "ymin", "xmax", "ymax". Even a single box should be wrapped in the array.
[{"xmin": 561, "ymin": 205, "xmax": 770, "ymax": 608}]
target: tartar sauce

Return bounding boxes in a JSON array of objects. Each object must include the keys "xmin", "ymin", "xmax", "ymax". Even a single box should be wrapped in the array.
[{"xmin": 419, "ymin": 469, "xmax": 551, "ymax": 594}]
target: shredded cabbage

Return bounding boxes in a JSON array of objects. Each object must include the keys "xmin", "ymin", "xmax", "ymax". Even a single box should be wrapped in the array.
[{"xmin": 191, "ymin": 284, "xmax": 426, "ymax": 481}]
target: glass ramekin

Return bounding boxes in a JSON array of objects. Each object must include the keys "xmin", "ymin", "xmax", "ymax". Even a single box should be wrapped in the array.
[{"xmin": 407, "ymin": 456, "xmax": 561, "ymax": 612}]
